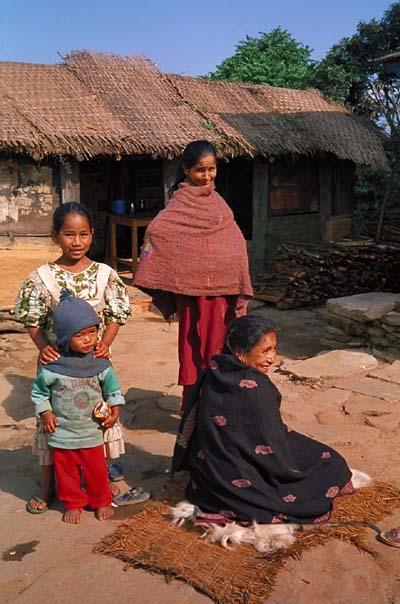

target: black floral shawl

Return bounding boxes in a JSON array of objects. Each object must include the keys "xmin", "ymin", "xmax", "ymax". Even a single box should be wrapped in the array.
[{"xmin": 172, "ymin": 353, "xmax": 353, "ymax": 524}]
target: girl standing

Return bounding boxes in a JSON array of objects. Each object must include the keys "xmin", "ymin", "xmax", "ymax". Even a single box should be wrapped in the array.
[
  {"xmin": 15, "ymin": 202, "xmax": 131, "ymax": 513},
  {"xmin": 134, "ymin": 140, "xmax": 253, "ymax": 408}
]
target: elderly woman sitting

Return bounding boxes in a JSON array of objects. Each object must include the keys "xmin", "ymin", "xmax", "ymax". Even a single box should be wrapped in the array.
[{"xmin": 172, "ymin": 316, "xmax": 358, "ymax": 526}]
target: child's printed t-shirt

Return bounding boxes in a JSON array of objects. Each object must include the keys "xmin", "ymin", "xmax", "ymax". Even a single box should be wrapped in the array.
[{"xmin": 31, "ymin": 366, "xmax": 125, "ymax": 450}]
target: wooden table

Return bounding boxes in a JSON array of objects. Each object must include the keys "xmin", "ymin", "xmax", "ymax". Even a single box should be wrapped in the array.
[{"xmin": 107, "ymin": 214, "xmax": 154, "ymax": 280}]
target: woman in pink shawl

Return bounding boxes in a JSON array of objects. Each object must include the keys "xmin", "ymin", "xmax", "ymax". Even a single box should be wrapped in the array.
[{"xmin": 134, "ymin": 140, "xmax": 253, "ymax": 408}]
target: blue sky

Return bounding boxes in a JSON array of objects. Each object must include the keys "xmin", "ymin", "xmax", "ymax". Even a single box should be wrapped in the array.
[{"xmin": 0, "ymin": 0, "xmax": 394, "ymax": 75}]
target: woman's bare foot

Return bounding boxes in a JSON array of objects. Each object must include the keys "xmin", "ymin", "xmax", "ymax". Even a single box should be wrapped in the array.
[
  {"xmin": 63, "ymin": 509, "xmax": 82, "ymax": 524},
  {"xmin": 96, "ymin": 506, "xmax": 114, "ymax": 521},
  {"xmin": 27, "ymin": 465, "xmax": 55, "ymax": 513}
]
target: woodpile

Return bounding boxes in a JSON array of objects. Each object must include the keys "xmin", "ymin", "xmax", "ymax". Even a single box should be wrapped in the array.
[
  {"xmin": 253, "ymin": 241, "xmax": 400, "ymax": 309},
  {"xmin": 366, "ymin": 215, "xmax": 400, "ymax": 243}
]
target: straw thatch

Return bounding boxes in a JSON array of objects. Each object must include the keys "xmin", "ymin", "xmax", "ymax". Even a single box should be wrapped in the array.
[
  {"xmin": 64, "ymin": 51, "xmax": 225, "ymax": 159},
  {"xmin": 0, "ymin": 51, "xmax": 389, "ymax": 168},
  {"xmin": 0, "ymin": 61, "xmax": 137, "ymax": 160},
  {"xmin": 168, "ymin": 75, "xmax": 388, "ymax": 168}
]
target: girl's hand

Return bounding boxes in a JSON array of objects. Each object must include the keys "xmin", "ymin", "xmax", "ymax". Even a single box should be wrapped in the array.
[
  {"xmin": 41, "ymin": 411, "xmax": 59, "ymax": 433},
  {"xmin": 102, "ymin": 406, "xmax": 119, "ymax": 429},
  {"xmin": 235, "ymin": 297, "xmax": 249, "ymax": 318},
  {"xmin": 93, "ymin": 340, "xmax": 112, "ymax": 359},
  {"xmin": 39, "ymin": 345, "xmax": 60, "ymax": 364}
]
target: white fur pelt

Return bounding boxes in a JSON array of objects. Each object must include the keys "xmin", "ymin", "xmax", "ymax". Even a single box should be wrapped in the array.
[
  {"xmin": 170, "ymin": 500, "xmax": 199, "ymax": 527},
  {"xmin": 202, "ymin": 520, "xmax": 301, "ymax": 552},
  {"xmin": 170, "ymin": 500, "xmax": 301, "ymax": 552},
  {"xmin": 350, "ymin": 468, "xmax": 372, "ymax": 488},
  {"xmin": 169, "ymin": 469, "xmax": 372, "ymax": 552}
]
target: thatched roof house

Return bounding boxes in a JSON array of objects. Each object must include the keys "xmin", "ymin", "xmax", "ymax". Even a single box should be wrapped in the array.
[
  {"xmin": 0, "ymin": 51, "xmax": 388, "ymax": 167},
  {"xmin": 0, "ymin": 51, "xmax": 389, "ymax": 270}
]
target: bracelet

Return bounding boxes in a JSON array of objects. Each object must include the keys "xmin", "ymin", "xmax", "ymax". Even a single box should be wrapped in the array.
[{"xmin": 40, "ymin": 410, "xmax": 52, "ymax": 416}]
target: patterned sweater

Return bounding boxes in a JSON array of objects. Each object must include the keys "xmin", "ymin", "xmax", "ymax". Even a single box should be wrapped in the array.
[{"xmin": 15, "ymin": 262, "xmax": 131, "ymax": 345}]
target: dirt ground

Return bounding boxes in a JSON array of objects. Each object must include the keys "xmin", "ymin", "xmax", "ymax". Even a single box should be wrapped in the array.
[{"xmin": 1, "ymin": 247, "xmax": 400, "ymax": 604}]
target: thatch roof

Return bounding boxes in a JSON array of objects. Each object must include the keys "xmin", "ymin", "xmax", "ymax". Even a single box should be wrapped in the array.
[
  {"xmin": 0, "ymin": 51, "xmax": 388, "ymax": 168},
  {"xmin": 0, "ymin": 61, "xmax": 138, "ymax": 159},
  {"xmin": 168, "ymin": 75, "xmax": 388, "ymax": 168}
]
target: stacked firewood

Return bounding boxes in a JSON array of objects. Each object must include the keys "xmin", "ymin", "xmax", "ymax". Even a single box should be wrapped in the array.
[
  {"xmin": 361, "ymin": 191, "xmax": 400, "ymax": 243},
  {"xmin": 253, "ymin": 242, "xmax": 400, "ymax": 310},
  {"xmin": 366, "ymin": 216, "xmax": 400, "ymax": 243}
]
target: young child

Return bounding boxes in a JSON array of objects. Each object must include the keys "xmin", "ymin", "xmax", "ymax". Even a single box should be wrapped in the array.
[
  {"xmin": 15, "ymin": 202, "xmax": 131, "ymax": 513},
  {"xmin": 31, "ymin": 291, "xmax": 122, "ymax": 523}
]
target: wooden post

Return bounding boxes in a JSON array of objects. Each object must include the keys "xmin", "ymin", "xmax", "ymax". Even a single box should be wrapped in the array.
[
  {"xmin": 109, "ymin": 221, "xmax": 117, "ymax": 270},
  {"xmin": 162, "ymin": 159, "xmax": 180, "ymax": 206},
  {"xmin": 60, "ymin": 158, "xmax": 80, "ymax": 203},
  {"xmin": 319, "ymin": 158, "xmax": 333, "ymax": 241},
  {"xmin": 376, "ymin": 176, "xmax": 393, "ymax": 242},
  {"xmin": 132, "ymin": 222, "xmax": 139, "ymax": 273},
  {"xmin": 251, "ymin": 158, "xmax": 269, "ymax": 275}
]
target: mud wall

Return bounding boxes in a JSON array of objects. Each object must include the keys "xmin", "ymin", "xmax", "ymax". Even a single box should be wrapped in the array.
[{"xmin": 0, "ymin": 157, "xmax": 59, "ymax": 236}]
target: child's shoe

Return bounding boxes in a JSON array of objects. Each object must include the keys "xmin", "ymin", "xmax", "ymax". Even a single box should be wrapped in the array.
[
  {"xmin": 113, "ymin": 487, "xmax": 150, "ymax": 506},
  {"xmin": 108, "ymin": 461, "xmax": 124, "ymax": 482}
]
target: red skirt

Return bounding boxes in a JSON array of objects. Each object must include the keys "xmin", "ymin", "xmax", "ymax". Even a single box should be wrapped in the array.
[{"xmin": 175, "ymin": 294, "xmax": 238, "ymax": 390}]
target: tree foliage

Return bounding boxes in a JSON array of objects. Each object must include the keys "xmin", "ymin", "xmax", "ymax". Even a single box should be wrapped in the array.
[
  {"xmin": 311, "ymin": 2, "xmax": 400, "ymax": 140},
  {"xmin": 311, "ymin": 2, "xmax": 400, "ymax": 237},
  {"xmin": 206, "ymin": 27, "xmax": 314, "ymax": 89}
]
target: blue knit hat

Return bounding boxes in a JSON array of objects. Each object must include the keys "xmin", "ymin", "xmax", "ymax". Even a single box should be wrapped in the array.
[{"xmin": 53, "ymin": 290, "xmax": 99, "ymax": 353}]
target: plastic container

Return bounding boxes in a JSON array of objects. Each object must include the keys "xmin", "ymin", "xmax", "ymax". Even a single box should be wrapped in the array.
[{"xmin": 112, "ymin": 200, "xmax": 126, "ymax": 215}]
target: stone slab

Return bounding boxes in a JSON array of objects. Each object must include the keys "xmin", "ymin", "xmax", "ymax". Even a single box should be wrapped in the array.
[
  {"xmin": 364, "ymin": 414, "xmax": 400, "ymax": 433},
  {"xmin": 368, "ymin": 360, "xmax": 400, "ymax": 385},
  {"xmin": 320, "ymin": 338, "xmax": 352, "ymax": 350},
  {"xmin": 280, "ymin": 350, "xmax": 377, "ymax": 382},
  {"xmin": 334, "ymin": 376, "xmax": 400, "ymax": 402},
  {"xmin": 326, "ymin": 292, "xmax": 400, "ymax": 323},
  {"xmin": 325, "ymin": 324, "xmax": 349, "ymax": 338},
  {"xmin": 324, "ymin": 311, "xmax": 368, "ymax": 335},
  {"xmin": 381, "ymin": 311, "xmax": 400, "ymax": 327},
  {"xmin": 342, "ymin": 392, "xmax": 398, "ymax": 416},
  {"xmin": 308, "ymin": 389, "xmax": 351, "ymax": 425},
  {"xmin": 308, "ymin": 388, "xmax": 352, "ymax": 407}
]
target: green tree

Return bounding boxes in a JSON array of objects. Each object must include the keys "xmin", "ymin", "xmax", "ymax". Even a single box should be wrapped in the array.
[
  {"xmin": 206, "ymin": 27, "xmax": 314, "ymax": 89},
  {"xmin": 312, "ymin": 2, "xmax": 400, "ymax": 139},
  {"xmin": 312, "ymin": 2, "xmax": 400, "ymax": 238}
]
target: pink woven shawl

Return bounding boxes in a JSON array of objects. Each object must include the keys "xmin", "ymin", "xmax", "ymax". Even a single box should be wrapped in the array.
[{"xmin": 134, "ymin": 182, "xmax": 253, "ymax": 298}]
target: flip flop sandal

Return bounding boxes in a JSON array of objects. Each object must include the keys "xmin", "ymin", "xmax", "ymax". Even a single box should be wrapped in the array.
[
  {"xmin": 379, "ymin": 527, "xmax": 400, "ymax": 548},
  {"xmin": 26, "ymin": 495, "xmax": 49, "ymax": 514},
  {"xmin": 108, "ymin": 462, "xmax": 124, "ymax": 482},
  {"xmin": 113, "ymin": 487, "xmax": 150, "ymax": 506}
]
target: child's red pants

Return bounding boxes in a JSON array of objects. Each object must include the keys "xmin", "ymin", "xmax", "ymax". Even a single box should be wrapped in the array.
[{"xmin": 52, "ymin": 445, "xmax": 112, "ymax": 510}]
